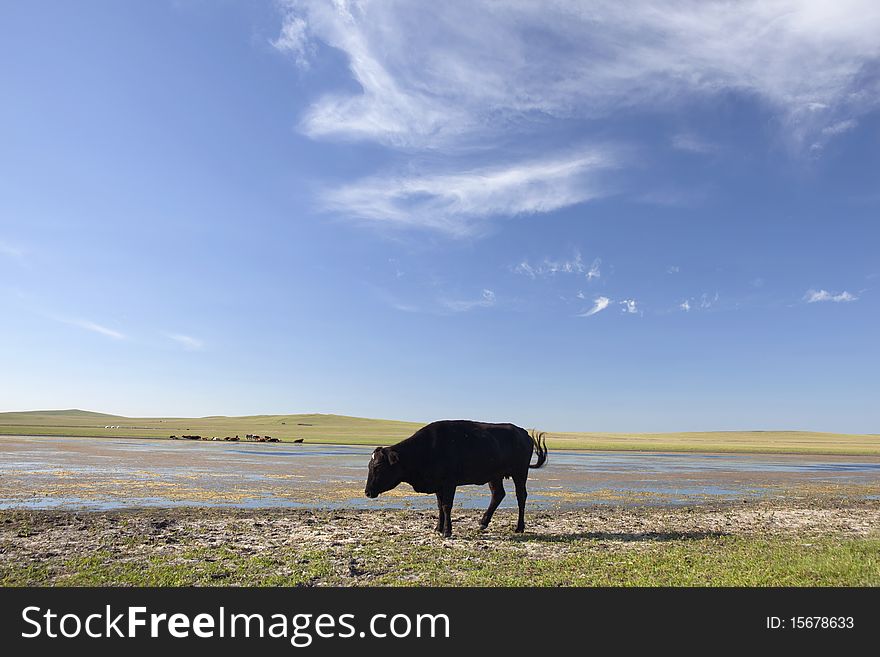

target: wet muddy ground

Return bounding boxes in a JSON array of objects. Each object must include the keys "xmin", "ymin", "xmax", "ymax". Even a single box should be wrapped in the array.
[{"xmin": 1, "ymin": 436, "xmax": 879, "ymax": 510}]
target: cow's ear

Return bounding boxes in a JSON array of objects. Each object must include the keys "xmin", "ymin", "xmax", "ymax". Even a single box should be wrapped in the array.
[{"xmin": 387, "ymin": 449, "xmax": 400, "ymax": 465}]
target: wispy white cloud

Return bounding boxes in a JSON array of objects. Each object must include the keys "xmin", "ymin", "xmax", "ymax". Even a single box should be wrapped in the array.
[
  {"xmin": 700, "ymin": 292, "xmax": 720, "ymax": 309},
  {"xmin": 667, "ymin": 265, "xmax": 680, "ymax": 274},
  {"xmin": 620, "ymin": 299, "xmax": 640, "ymax": 314},
  {"xmin": 804, "ymin": 289, "xmax": 858, "ymax": 303},
  {"xmin": 367, "ymin": 285, "xmax": 421, "ymax": 313},
  {"xmin": 544, "ymin": 254, "xmax": 585, "ymax": 276},
  {"xmin": 514, "ymin": 261, "xmax": 537, "ymax": 278},
  {"xmin": 280, "ymin": 0, "xmax": 880, "ymax": 150},
  {"xmin": 323, "ymin": 150, "xmax": 618, "ymax": 236},
  {"xmin": 279, "ymin": 1, "xmax": 880, "ymax": 238},
  {"xmin": 677, "ymin": 292, "xmax": 718, "ymax": 312},
  {"xmin": 271, "ymin": 14, "xmax": 313, "ymax": 69},
  {"xmin": 515, "ymin": 252, "xmax": 602, "ymax": 280},
  {"xmin": 165, "ymin": 333, "xmax": 205, "ymax": 350},
  {"xmin": 821, "ymin": 119, "xmax": 858, "ymax": 136},
  {"xmin": 371, "ymin": 283, "xmax": 498, "ymax": 314},
  {"xmin": 56, "ymin": 317, "xmax": 126, "ymax": 340},
  {"xmin": 441, "ymin": 288, "xmax": 496, "ymax": 313},
  {"xmin": 388, "ymin": 301, "xmax": 420, "ymax": 313},
  {"xmin": 578, "ymin": 296, "xmax": 611, "ymax": 317},
  {"xmin": 671, "ymin": 133, "xmax": 717, "ymax": 155}
]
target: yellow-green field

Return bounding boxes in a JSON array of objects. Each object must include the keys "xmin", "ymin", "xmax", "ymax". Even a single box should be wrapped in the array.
[
  {"xmin": 0, "ymin": 410, "xmax": 877, "ymax": 455},
  {"xmin": 0, "ymin": 409, "xmax": 421, "ymax": 445}
]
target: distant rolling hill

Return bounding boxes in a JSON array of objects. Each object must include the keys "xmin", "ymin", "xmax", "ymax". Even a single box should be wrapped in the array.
[
  {"xmin": 0, "ymin": 409, "xmax": 422, "ymax": 445},
  {"xmin": 0, "ymin": 409, "xmax": 877, "ymax": 455}
]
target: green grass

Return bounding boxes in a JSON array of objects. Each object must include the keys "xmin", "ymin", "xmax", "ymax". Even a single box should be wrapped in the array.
[
  {"xmin": 2, "ymin": 536, "xmax": 876, "ymax": 587},
  {"xmin": 353, "ymin": 536, "xmax": 880, "ymax": 586},
  {"xmin": 0, "ymin": 409, "xmax": 877, "ymax": 455},
  {"xmin": 1, "ymin": 548, "xmax": 333, "ymax": 587}
]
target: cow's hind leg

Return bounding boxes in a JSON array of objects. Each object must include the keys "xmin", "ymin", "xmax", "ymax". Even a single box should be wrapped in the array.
[
  {"xmin": 434, "ymin": 492, "xmax": 445, "ymax": 534},
  {"xmin": 480, "ymin": 478, "xmax": 505, "ymax": 530},
  {"xmin": 513, "ymin": 474, "xmax": 528, "ymax": 533},
  {"xmin": 439, "ymin": 484, "xmax": 456, "ymax": 538}
]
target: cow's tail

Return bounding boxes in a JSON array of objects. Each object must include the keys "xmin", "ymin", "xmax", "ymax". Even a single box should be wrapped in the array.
[{"xmin": 528, "ymin": 430, "xmax": 548, "ymax": 469}]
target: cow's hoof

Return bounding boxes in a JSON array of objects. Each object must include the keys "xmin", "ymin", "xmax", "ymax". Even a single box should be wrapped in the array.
[
  {"xmin": 442, "ymin": 531, "xmax": 452, "ymax": 539},
  {"xmin": 479, "ymin": 523, "xmax": 489, "ymax": 531},
  {"xmin": 514, "ymin": 525, "xmax": 524, "ymax": 533},
  {"xmin": 434, "ymin": 526, "xmax": 443, "ymax": 534}
]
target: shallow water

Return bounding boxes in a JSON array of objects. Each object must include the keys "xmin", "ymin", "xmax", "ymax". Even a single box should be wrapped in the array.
[{"xmin": 0, "ymin": 435, "xmax": 877, "ymax": 510}]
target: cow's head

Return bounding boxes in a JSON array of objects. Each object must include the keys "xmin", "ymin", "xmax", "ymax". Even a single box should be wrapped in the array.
[{"xmin": 364, "ymin": 446, "xmax": 403, "ymax": 498}]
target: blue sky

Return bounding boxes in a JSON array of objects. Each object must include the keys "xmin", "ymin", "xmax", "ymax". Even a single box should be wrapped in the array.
[{"xmin": 1, "ymin": 1, "xmax": 878, "ymax": 432}]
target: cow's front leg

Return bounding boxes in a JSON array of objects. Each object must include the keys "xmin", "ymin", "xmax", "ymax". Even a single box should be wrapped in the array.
[
  {"xmin": 439, "ymin": 484, "xmax": 456, "ymax": 538},
  {"xmin": 434, "ymin": 492, "xmax": 445, "ymax": 533}
]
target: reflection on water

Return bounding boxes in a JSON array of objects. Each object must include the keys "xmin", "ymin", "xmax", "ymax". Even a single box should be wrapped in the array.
[{"xmin": 0, "ymin": 435, "xmax": 878, "ymax": 510}]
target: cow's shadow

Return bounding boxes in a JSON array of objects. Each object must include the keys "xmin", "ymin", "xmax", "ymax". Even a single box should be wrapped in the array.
[{"xmin": 506, "ymin": 530, "xmax": 728, "ymax": 543}]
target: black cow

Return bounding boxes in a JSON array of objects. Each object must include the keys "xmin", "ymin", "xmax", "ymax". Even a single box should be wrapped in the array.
[{"xmin": 364, "ymin": 420, "xmax": 547, "ymax": 537}]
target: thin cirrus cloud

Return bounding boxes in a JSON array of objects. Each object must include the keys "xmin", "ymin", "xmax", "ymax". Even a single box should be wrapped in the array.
[
  {"xmin": 804, "ymin": 289, "xmax": 858, "ymax": 303},
  {"xmin": 321, "ymin": 151, "xmax": 618, "ymax": 236},
  {"xmin": 700, "ymin": 292, "xmax": 719, "ymax": 309},
  {"xmin": 370, "ymin": 282, "xmax": 496, "ymax": 315},
  {"xmin": 440, "ymin": 289, "xmax": 496, "ymax": 313},
  {"xmin": 677, "ymin": 292, "xmax": 718, "ymax": 311},
  {"xmin": 276, "ymin": 0, "xmax": 880, "ymax": 235},
  {"xmin": 271, "ymin": 15, "xmax": 313, "ymax": 69},
  {"xmin": 620, "ymin": 299, "xmax": 639, "ymax": 314},
  {"xmin": 56, "ymin": 317, "xmax": 126, "ymax": 341},
  {"xmin": 165, "ymin": 333, "xmax": 205, "ymax": 350},
  {"xmin": 277, "ymin": 0, "xmax": 880, "ymax": 149},
  {"xmin": 821, "ymin": 119, "xmax": 858, "ymax": 137},
  {"xmin": 515, "ymin": 252, "xmax": 602, "ymax": 281},
  {"xmin": 671, "ymin": 133, "xmax": 718, "ymax": 155},
  {"xmin": 578, "ymin": 296, "xmax": 611, "ymax": 318}
]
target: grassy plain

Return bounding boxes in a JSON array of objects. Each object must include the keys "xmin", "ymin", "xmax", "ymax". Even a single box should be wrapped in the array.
[{"xmin": 0, "ymin": 409, "xmax": 877, "ymax": 455}]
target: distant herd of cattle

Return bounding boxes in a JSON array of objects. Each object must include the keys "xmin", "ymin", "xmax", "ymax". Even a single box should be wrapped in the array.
[{"xmin": 168, "ymin": 434, "xmax": 303, "ymax": 443}]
